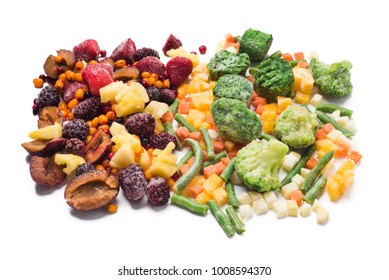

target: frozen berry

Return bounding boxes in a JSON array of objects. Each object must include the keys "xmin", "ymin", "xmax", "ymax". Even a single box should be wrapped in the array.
[
  {"xmin": 146, "ymin": 86, "xmax": 161, "ymax": 102},
  {"xmin": 134, "ymin": 47, "xmax": 160, "ymax": 62},
  {"xmin": 36, "ymin": 86, "xmax": 60, "ymax": 108},
  {"xmin": 72, "ymin": 97, "xmax": 102, "ymax": 121},
  {"xmin": 118, "ymin": 164, "xmax": 147, "ymax": 201},
  {"xmin": 82, "ymin": 63, "xmax": 113, "ymax": 96},
  {"xmin": 146, "ymin": 177, "xmax": 170, "ymax": 206},
  {"xmin": 62, "ymin": 119, "xmax": 90, "ymax": 141},
  {"xmin": 150, "ymin": 132, "xmax": 178, "ymax": 150},
  {"xmin": 162, "ymin": 34, "xmax": 182, "ymax": 55},
  {"xmin": 75, "ymin": 163, "xmax": 95, "ymax": 176},
  {"xmin": 134, "ymin": 56, "xmax": 166, "ymax": 77},
  {"xmin": 199, "ymin": 45, "xmax": 207, "ymax": 55},
  {"xmin": 73, "ymin": 39, "xmax": 100, "ymax": 62},
  {"xmin": 63, "ymin": 80, "xmax": 85, "ymax": 103},
  {"xmin": 160, "ymin": 89, "xmax": 176, "ymax": 104},
  {"xmin": 166, "ymin": 56, "xmax": 193, "ymax": 87},
  {"xmin": 63, "ymin": 138, "xmax": 85, "ymax": 157},
  {"xmin": 124, "ymin": 113, "xmax": 156, "ymax": 137},
  {"xmin": 111, "ymin": 38, "xmax": 136, "ymax": 64}
]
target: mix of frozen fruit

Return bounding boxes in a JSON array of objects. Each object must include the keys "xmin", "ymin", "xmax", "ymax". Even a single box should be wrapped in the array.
[{"xmin": 23, "ymin": 29, "xmax": 362, "ymax": 237}]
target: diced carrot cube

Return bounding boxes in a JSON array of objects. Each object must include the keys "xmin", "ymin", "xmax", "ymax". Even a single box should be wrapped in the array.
[
  {"xmin": 220, "ymin": 157, "xmax": 230, "ymax": 166},
  {"xmin": 213, "ymin": 140, "xmax": 225, "ymax": 153},
  {"xmin": 306, "ymin": 157, "xmax": 318, "ymax": 169},
  {"xmin": 179, "ymin": 163, "xmax": 190, "ymax": 175},
  {"xmin": 203, "ymin": 165, "xmax": 217, "ymax": 179},
  {"xmin": 255, "ymin": 104, "xmax": 264, "ymax": 115},
  {"xmin": 189, "ymin": 184, "xmax": 204, "ymax": 198},
  {"xmin": 297, "ymin": 61, "xmax": 309, "ymax": 68},
  {"xmin": 246, "ymin": 75, "xmax": 255, "ymax": 84},
  {"xmin": 349, "ymin": 151, "xmax": 362, "ymax": 164},
  {"xmin": 225, "ymin": 33, "xmax": 235, "ymax": 43},
  {"xmin": 175, "ymin": 126, "xmax": 191, "ymax": 141},
  {"xmin": 316, "ymin": 128, "xmax": 327, "ymax": 140},
  {"xmin": 188, "ymin": 131, "xmax": 202, "ymax": 142},
  {"xmin": 161, "ymin": 111, "xmax": 173, "ymax": 123},
  {"xmin": 335, "ymin": 142, "xmax": 350, "ymax": 158},
  {"xmin": 322, "ymin": 123, "xmax": 335, "ymax": 134},
  {"xmin": 289, "ymin": 189, "xmax": 303, "ymax": 206},
  {"xmin": 282, "ymin": 53, "xmax": 293, "ymax": 61},
  {"xmin": 294, "ymin": 52, "xmax": 305, "ymax": 60}
]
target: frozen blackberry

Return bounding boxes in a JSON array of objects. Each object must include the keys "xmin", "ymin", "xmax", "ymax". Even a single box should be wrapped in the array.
[
  {"xmin": 124, "ymin": 113, "xmax": 156, "ymax": 137},
  {"xmin": 118, "ymin": 164, "xmax": 147, "ymax": 201},
  {"xmin": 146, "ymin": 86, "xmax": 161, "ymax": 102},
  {"xmin": 63, "ymin": 138, "xmax": 85, "ymax": 157},
  {"xmin": 134, "ymin": 47, "xmax": 160, "ymax": 62},
  {"xmin": 160, "ymin": 89, "xmax": 176, "ymax": 105},
  {"xmin": 150, "ymin": 132, "xmax": 178, "ymax": 150},
  {"xmin": 36, "ymin": 86, "xmax": 60, "ymax": 108},
  {"xmin": 146, "ymin": 177, "xmax": 170, "ymax": 206},
  {"xmin": 72, "ymin": 97, "xmax": 102, "ymax": 121},
  {"xmin": 62, "ymin": 119, "xmax": 90, "ymax": 141},
  {"xmin": 75, "ymin": 163, "xmax": 95, "ymax": 176}
]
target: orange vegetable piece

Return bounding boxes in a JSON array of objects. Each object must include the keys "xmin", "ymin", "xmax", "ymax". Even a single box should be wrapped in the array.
[
  {"xmin": 188, "ymin": 131, "xmax": 202, "ymax": 142},
  {"xmin": 189, "ymin": 184, "xmax": 204, "ymax": 198},
  {"xmin": 297, "ymin": 61, "xmax": 308, "ymax": 68},
  {"xmin": 175, "ymin": 126, "xmax": 191, "ymax": 141},
  {"xmin": 306, "ymin": 157, "xmax": 318, "ymax": 169},
  {"xmin": 161, "ymin": 111, "xmax": 173, "ymax": 123},
  {"xmin": 294, "ymin": 52, "xmax": 305, "ymax": 60},
  {"xmin": 349, "ymin": 151, "xmax": 362, "ymax": 164},
  {"xmin": 179, "ymin": 163, "xmax": 190, "ymax": 175},
  {"xmin": 335, "ymin": 142, "xmax": 350, "ymax": 158},
  {"xmin": 289, "ymin": 189, "xmax": 303, "ymax": 206},
  {"xmin": 213, "ymin": 140, "xmax": 225, "ymax": 153},
  {"xmin": 282, "ymin": 53, "xmax": 293, "ymax": 61}
]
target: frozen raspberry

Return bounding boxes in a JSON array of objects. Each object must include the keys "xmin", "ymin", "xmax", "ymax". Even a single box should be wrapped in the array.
[
  {"xmin": 150, "ymin": 132, "xmax": 178, "ymax": 150},
  {"xmin": 62, "ymin": 119, "xmax": 90, "ymax": 141},
  {"xmin": 146, "ymin": 86, "xmax": 161, "ymax": 102},
  {"xmin": 146, "ymin": 177, "xmax": 170, "ymax": 206},
  {"xmin": 72, "ymin": 97, "xmax": 102, "ymax": 121},
  {"xmin": 73, "ymin": 39, "xmax": 100, "ymax": 62},
  {"xmin": 124, "ymin": 113, "xmax": 156, "ymax": 137},
  {"xmin": 162, "ymin": 34, "xmax": 183, "ymax": 55},
  {"xmin": 134, "ymin": 47, "xmax": 160, "ymax": 62},
  {"xmin": 75, "ymin": 163, "xmax": 95, "ymax": 176},
  {"xmin": 166, "ymin": 56, "xmax": 193, "ymax": 87},
  {"xmin": 160, "ymin": 89, "xmax": 176, "ymax": 105},
  {"xmin": 134, "ymin": 56, "xmax": 166, "ymax": 77},
  {"xmin": 111, "ymin": 38, "xmax": 136, "ymax": 64},
  {"xmin": 63, "ymin": 138, "xmax": 85, "ymax": 157},
  {"xmin": 118, "ymin": 164, "xmax": 147, "ymax": 201},
  {"xmin": 36, "ymin": 86, "xmax": 60, "ymax": 108},
  {"xmin": 63, "ymin": 80, "xmax": 85, "ymax": 103}
]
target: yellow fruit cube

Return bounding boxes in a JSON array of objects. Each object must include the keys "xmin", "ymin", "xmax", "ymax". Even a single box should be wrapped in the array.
[
  {"xmin": 187, "ymin": 79, "xmax": 210, "ymax": 93},
  {"xmin": 292, "ymin": 67, "xmax": 314, "ymax": 94},
  {"xmin": 28, "ymin": 122, "xmax": 62, "ymax": 140},
  {"xmin": 210, "ymin": 187, "xmax": 228, "ymax": 207},
  {"xmin": 263, "ymin": 103, "xmax": 278, "ymax": 114},
  {"xmin": 196, "ymin": 191, "xmax": 211, "ymax": 204},
  {"xmin": 149, "ymin": 142, "xmax": 177, "ymax": 179},
  {"xmin": 202, "ymin": 173, "xmax": 224, "ymax": 193},
  {"xmin": 144, "ymin": 101, "xmax": 169, "ymax": 119},
  {"xmin": 192, "ymin": 63, "xmax": 209, "ymax": 76},
  {"xmin": 54, "ymin": 153, "xmax": 85, "ymax": 175},
  {"xmin": 326, "ymin": 178, "xmax": 341, "ymax": 201},
  {"xmin": 181, "ymin": 175, "xmax": 206, "ymax": 197},
  {"xmin": 315, "ymin": 139, "xmax": 337, "ymax": 158},
  {"xmin": 294, "ymin": 91, "xmax": 311, "ymax": 104},
  {"xmin": 167, "ymin": 47, "xmax": 200, "ymax": 67},
  {"xmin": 190, "ymin": 91, "xmax": 213, "ymax": 111},
  {"xmin": 261, "ymin": 110, "xmax": 277, "ymax": 122},
  {"xmin": 109, "ymin": 143, "xmax": 136, "ymax": 169},
  {"xmin": 99, "ymin": 81, "xmax": 125, "ymax": 103},
  {"xmin": 277, "ymin": 97, "xmax": 292, "ymax": 114},
  {"xmin": 177, "ymin": 83, "xmax": 188, "ymax": 99},
  {"xmin": 262, "ymin": 120, "xmax": 275, "ymax": 134}
]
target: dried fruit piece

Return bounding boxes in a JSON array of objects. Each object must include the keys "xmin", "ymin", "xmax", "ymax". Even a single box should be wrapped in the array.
[
  {"xmin": 134, "ymin": 56, "xmax": 166, "ymax": 77},
  {"xmin": 110, "ymin": 38, "xmax": 136, "ymax": 64},
  {"xmin": 82, "ymin": 63, "xmax": 114, "ymax": 96},
  {"xmin": 85, "ymin": 129, "xmax": 112, "ymax": 163},
  {"xmin": 43, "ymin": 49, "xmax": 75, "ymax": 79},
  {"xmin": 113, "ymin": 66, "xmax": 140, "ymax": 82},
  {"xmin": 73, "ymin": 39, "xmax": 100, "ymax": 62},
  {"xmin": 29, "ymin": 155, "xmax": 67, "ymax": 187},
  {"xmin": 22, "ymin": 138, "xmax": 66, "ymax": 157},
  {"xmin": 64, "ymin": 170, "xmax": 119, "ymax": 210},
  {"xmin": 162, "ymin": 34, "xmax": 182, "ymax": 55},
  {"xmin": 166, "ymin": 56, "xmax": 193, "ymax": 87},
  {"xmin": 38, "ymin": 106, "xmax": 63, "ymax": 128}
]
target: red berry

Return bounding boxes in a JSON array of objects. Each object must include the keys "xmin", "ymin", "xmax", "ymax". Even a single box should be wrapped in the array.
[
  {"xmin": 100, "ymin": 50, "xmax": 107, "ymax": 57},
  {"xmin": 199, "ymin": 45, "xmax": 207, "ymax": 55}
]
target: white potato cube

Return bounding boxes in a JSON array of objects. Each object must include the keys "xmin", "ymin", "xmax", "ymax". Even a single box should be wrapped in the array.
[
  {"xmin": 238, "ymin": 192, "xmax": 253, "ymax": 205},
  {"xmin": 249, "ymin": 191, "xmax": 263, "ymax": 201},
  {"xmin": 263, "ymin": 191, "xmax": 277, "ymax": 209},
  {"xmin": 282, "ymin": 151, "xmax": 301, "ymax": 172},
  {"xmin": 316, "ymin": 206, "xmax": 329, "ymax": 224},
  {"xmin": 300, "ymin": 168, "xmax": 311, "ymax": 178},
  {"xmin": 238, "ymin": 204, "xmax": 254, "ymax": 220},
  {"xmin": 312, "ymin": 199, "xmax": 322, "ymax": 213},
  {"xmin": 299, "ymin": 202, "xmax": 312, "ymax": 217},
  {"xmin": 337, "ymin": 116, "xmax": 349, "ymax": 127},
  {"xmin": 226, "ymin": 46, "xmax": 238, "ymax": 53},
  {"xmin": 207, "ymin": 129, "xmax": 219, "ymax": 140},
  {"xmin": 345, "ymin": 119, "xmax": 356, "ymax": 134},
  {"xmin": 287, "ymin": 200, "xmax": 298, "ymax": 217},
  {"xmin": 326, "ymin": 129, "xmax": 342, "ymax": 142},
  {"xmin": 349, "ymin": 138, "xmax": 360, "ymax": 152},
  {"xmin": 273, "ymin": 201, "xmax": 288, "ymax": 219},
  {"xmin": 253, "ymin": 198, "xmax": 268, "ymax": 215},
  {"xmin": 337, "ymin": 135, "xmax": 352, "ymax": 147},
  {"xmin": 330, "ymin": 110, "xmax": 341, "ymax": 120},
  {"xmin": 281, "ymin": 182, "xmax": 299, "ymax": 199},
  {"xmin": 309, "ymin": 93, "xmax": 323, "ymax": 106},
  {"xmin": 229, "ymin": 171, "xmax": 242, "ymax": 185},
  {"xmin": 321, "ymin": 158, "xmax": 335, "ymax": 178},
  {"xmin": 291, "ymin": 174, "xmax": 304, "ymax": 187}
]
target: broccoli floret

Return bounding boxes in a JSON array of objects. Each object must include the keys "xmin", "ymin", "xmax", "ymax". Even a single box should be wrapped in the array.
[
  {"xmin": 234, "ymin": 139, "xmax": 288, "ymax": 192},
  {"xmin": 239, "ymin": 28, "xmax": 273, "ymax": 62},
  {"xmin": 207, "ymin": 50, "xmax": 250, "ymax": 81},
  {"xmin": 213, "ymin": 74, "xmax": 253, "ymax": 106},
  {"xmin": 210, "ymin": 98, "xmax": 261, "ymax": 144},
  {"xmin": 275, "ymin": 105, "xmax": 318, "ymax": 149},
  {"xmin": 309, "ymin": 58, "xmax": 353, "ymax": 97},
  {"xmin": 252, "ymin": 56, "xmax": 294, "ymax": 103}
]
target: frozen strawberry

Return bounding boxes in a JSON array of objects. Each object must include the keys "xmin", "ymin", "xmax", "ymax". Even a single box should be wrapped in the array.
[
  {"xmin": 82, "ymin": 63, "xmax": 113, "ymax": 96},
  {"xmin": 73, "ymin": 39, "xmax": 100, "ymax": 62},
  {"xmin": 135, "ymin": 56, "xmax": 166, "ymax": 77},
  {"xmin": 166, "ymin": 56, "xmax": 193, "ymax": 87},
  {"xmin": 162, "ymin": 34, "xmax": 182, "ymax": 55},
  {"xmin": 110, "ymin": 38, "xmax": 136, "ymax": 64},
  {"xmin": 63, "ymin": 80, "xmax": 85, "ymax": 103}
]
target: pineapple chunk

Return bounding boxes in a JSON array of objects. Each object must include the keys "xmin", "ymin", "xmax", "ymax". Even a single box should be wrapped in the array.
[
  {"xmin": 263, "ymin": 191, "xmax": 277, "ymax": 209},
  {"xmin": 115, "ymin": 90, "xmax": 145, "ymax": 117},
  {"xmin": 54, "ymin": 153, "xmax": 85, "ymax": 175},
  {"xmin": 287, "ymin": 200, "xmax": 299, "ymax": 217},
  {"xmin": 109, "ymin": 143, "xmax": 135, "ymax": 169},
  {"xmin": 273, "ymin": 201, "xmax": 288, "ymax": 219},
  {"xmin": 252, "ymin": 198, "xmax": 268, "ymax": 215},
  {"xmin": 167, "ymin": 47, "xmax": 200, "ymax": 67},
  {"xmin": 144, "ymin": 101, "xmax": 169, "ymax": 119},
  {"xmin": 316, "ymin": 206, "xmax": 329, "ymax": 224},
  {"xmin": 237, "ymin": 192, "xmax": 253, "ymax": 205},
  {"xmin": 99, "ymin": 81, "xmax": 124, "ymax": 103},
  {"xmin": 109, "ymin": 121, "xmax": 127, "ymax": 136},
  {"xmin": 138, "ymin": 150, "xmax": 151, "ymax": 170},
  {"xmin": 149, "ymin": 142, "xmax": 177, "ymax": 179},
  {"xmin": 299, "ymin": 202, "xmax": 312, "ymax": 217},
  {"xmin": 28, "ymin": 122, "xmax": 62, "ymax": 140},
  {"xmin": 128, "ymin": 82, "xmax": 149, "ymax": 103},
  {"xmin": 281, "ymin": 182, "xmax": 299, "ymax": 199}
]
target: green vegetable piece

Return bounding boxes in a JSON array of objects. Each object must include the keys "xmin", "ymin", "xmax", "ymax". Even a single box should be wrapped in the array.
[
  {"xmin": 315, "ymin": 111, "xmax": 353, "ymax": 138},
  {"xmin": 207, "ymin": 200, "xmax": 235, "ymax": 238},
  {"xmin": 309, "ymin": 58, "xmax": 353, "ymax": 97},
  {"xmin": 170, "ymin": 193, "xmax": 209, "ymax": 216},
  {"xmin": 225, "ymin": 181, "xmax": 240, "ymax": 208},
  {"xmin": 202, "ymin": 151, "xmax": 227, "ymax": 169},
  {"xmin": 300, "ymin": 150, "xmax": 334, "ymax": 194},
  {"xmin": 211, "ymin": 98, "xmax": 262, "ymax": 144},
  {"xmin": 225, "ymin": 205, "xmax": 245, "ymax": 234},
  {"xmin": 220, "ymin": 158, "xmax": 236, "ymax": 182},
  {"xmin": 252, "ymin": 56, "xmax": 294, "ymax": 103},
  {"xmin": 207, "ymin": 50, "xmax": 250, "ymax": 81},
  {"xmin": 275, "ymin": 105, "xmax": 318, "ymax": 149},
  {"xmin": 303, "ymin": 174, "xmax": 327, "ymax": 204},
  {"xmin": 239, "ymin": 28, "xmax": 273, "ymax": 62},
  {"xmin": 213, "ymin": 74, "xmax": 253, "ymax": 106},
  {"xmin": 174, "ymin": 113, "xmax": 197, "ymax": 132},
  {"xmin": 200, "ymin": 127, "xmax": 215, "ymax": 160},
  {"xmin": 316, "ymin": 103, "xmax": 353, "ymax": 118},
  {"xmin": 234, "ymin": 139, "xmax": 289, "ymax": 192},
  {"xmin": 163, "ymin": 121, "xmax": 182, "ymax": 150},
  {"xmin": 176, "ymin": 149, "xmax": 194, "ymax": 170},
  {"xmin": 175, "ymin": 138, "xmax": 204, "ymax": 193},
  {"xmin": 260, "ymin": 131, "xmax": 277, "ymax": 141},
  {"xmin": 169, "ymin": 98, "xmax": 180, "ymax": 114}
]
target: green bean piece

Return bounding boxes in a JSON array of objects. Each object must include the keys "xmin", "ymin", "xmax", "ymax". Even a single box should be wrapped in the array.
[
  {"xmin": 260, "ymin": 131, "xmax": 277, "ymax": 141},
  {"xmin": 207, "ymin": 200, "xmax": 235, "ymax": 238},
  {"xmin": 174, "ymin": 113, "xmax": 197, "ymax": 132},
  {"xmin": 169, "ymin": 98, "xmax": 180, "ymax": 114},
  {"xmin": 303, "ymin": 174, "xmax": 327, "ymax": 204},
  {"xmin": 226, "ymin": 181, "xmax": 240, "ymax": 208},
  {"xmin": 175, "ymin": 139, "xmax": 204, "ymax": 192},
  {"xmin": 281, "ymin": 145, "xmax": 316, "ymax": 187},
  {"xmin": 315, "ymin": 111, "xmax": 353, "ymax": 138},
  {"xmin": 202, "ymin": 150, "xmax": 228, "ymax": 169},
  {"xmin": 289, "ymin": 59, "xmax": 306, "ymax": 67},
  {"xmin": 300, "ymin": 150, "xmax": 334, "ymax": 194},
  {"xmin": 316, "ymin": 103, "xmax": 353, "ymax": 118},
  {"xmin": 269, "ymin": 50, "xmax": 282, "ymax": 58},
  {"xmin": 220, "ymin": 158, "xmax": 236, "ymax": 182},
  {"xmin": 163, "ymin": 121, "xmax": 182, "ymax": 150},
  {"xmin": 176, "ymin": 149, "xmax": 194, "ymax": 170},
  {"xmin": 170, "ymin": 193, "xmax": 209, "ymax": 216},
  {"xmin": 225, "ymin": 205, "xmax": 245, "ymax": 234},
  {"xmin": 200, "ymin": 127, "xmax": 215, "ymax": 160}
]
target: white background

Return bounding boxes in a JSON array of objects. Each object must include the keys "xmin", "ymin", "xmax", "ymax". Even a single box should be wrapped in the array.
[{"xmin": 1, "ymin": 0, "xmax": 388, "ymax": 279}]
